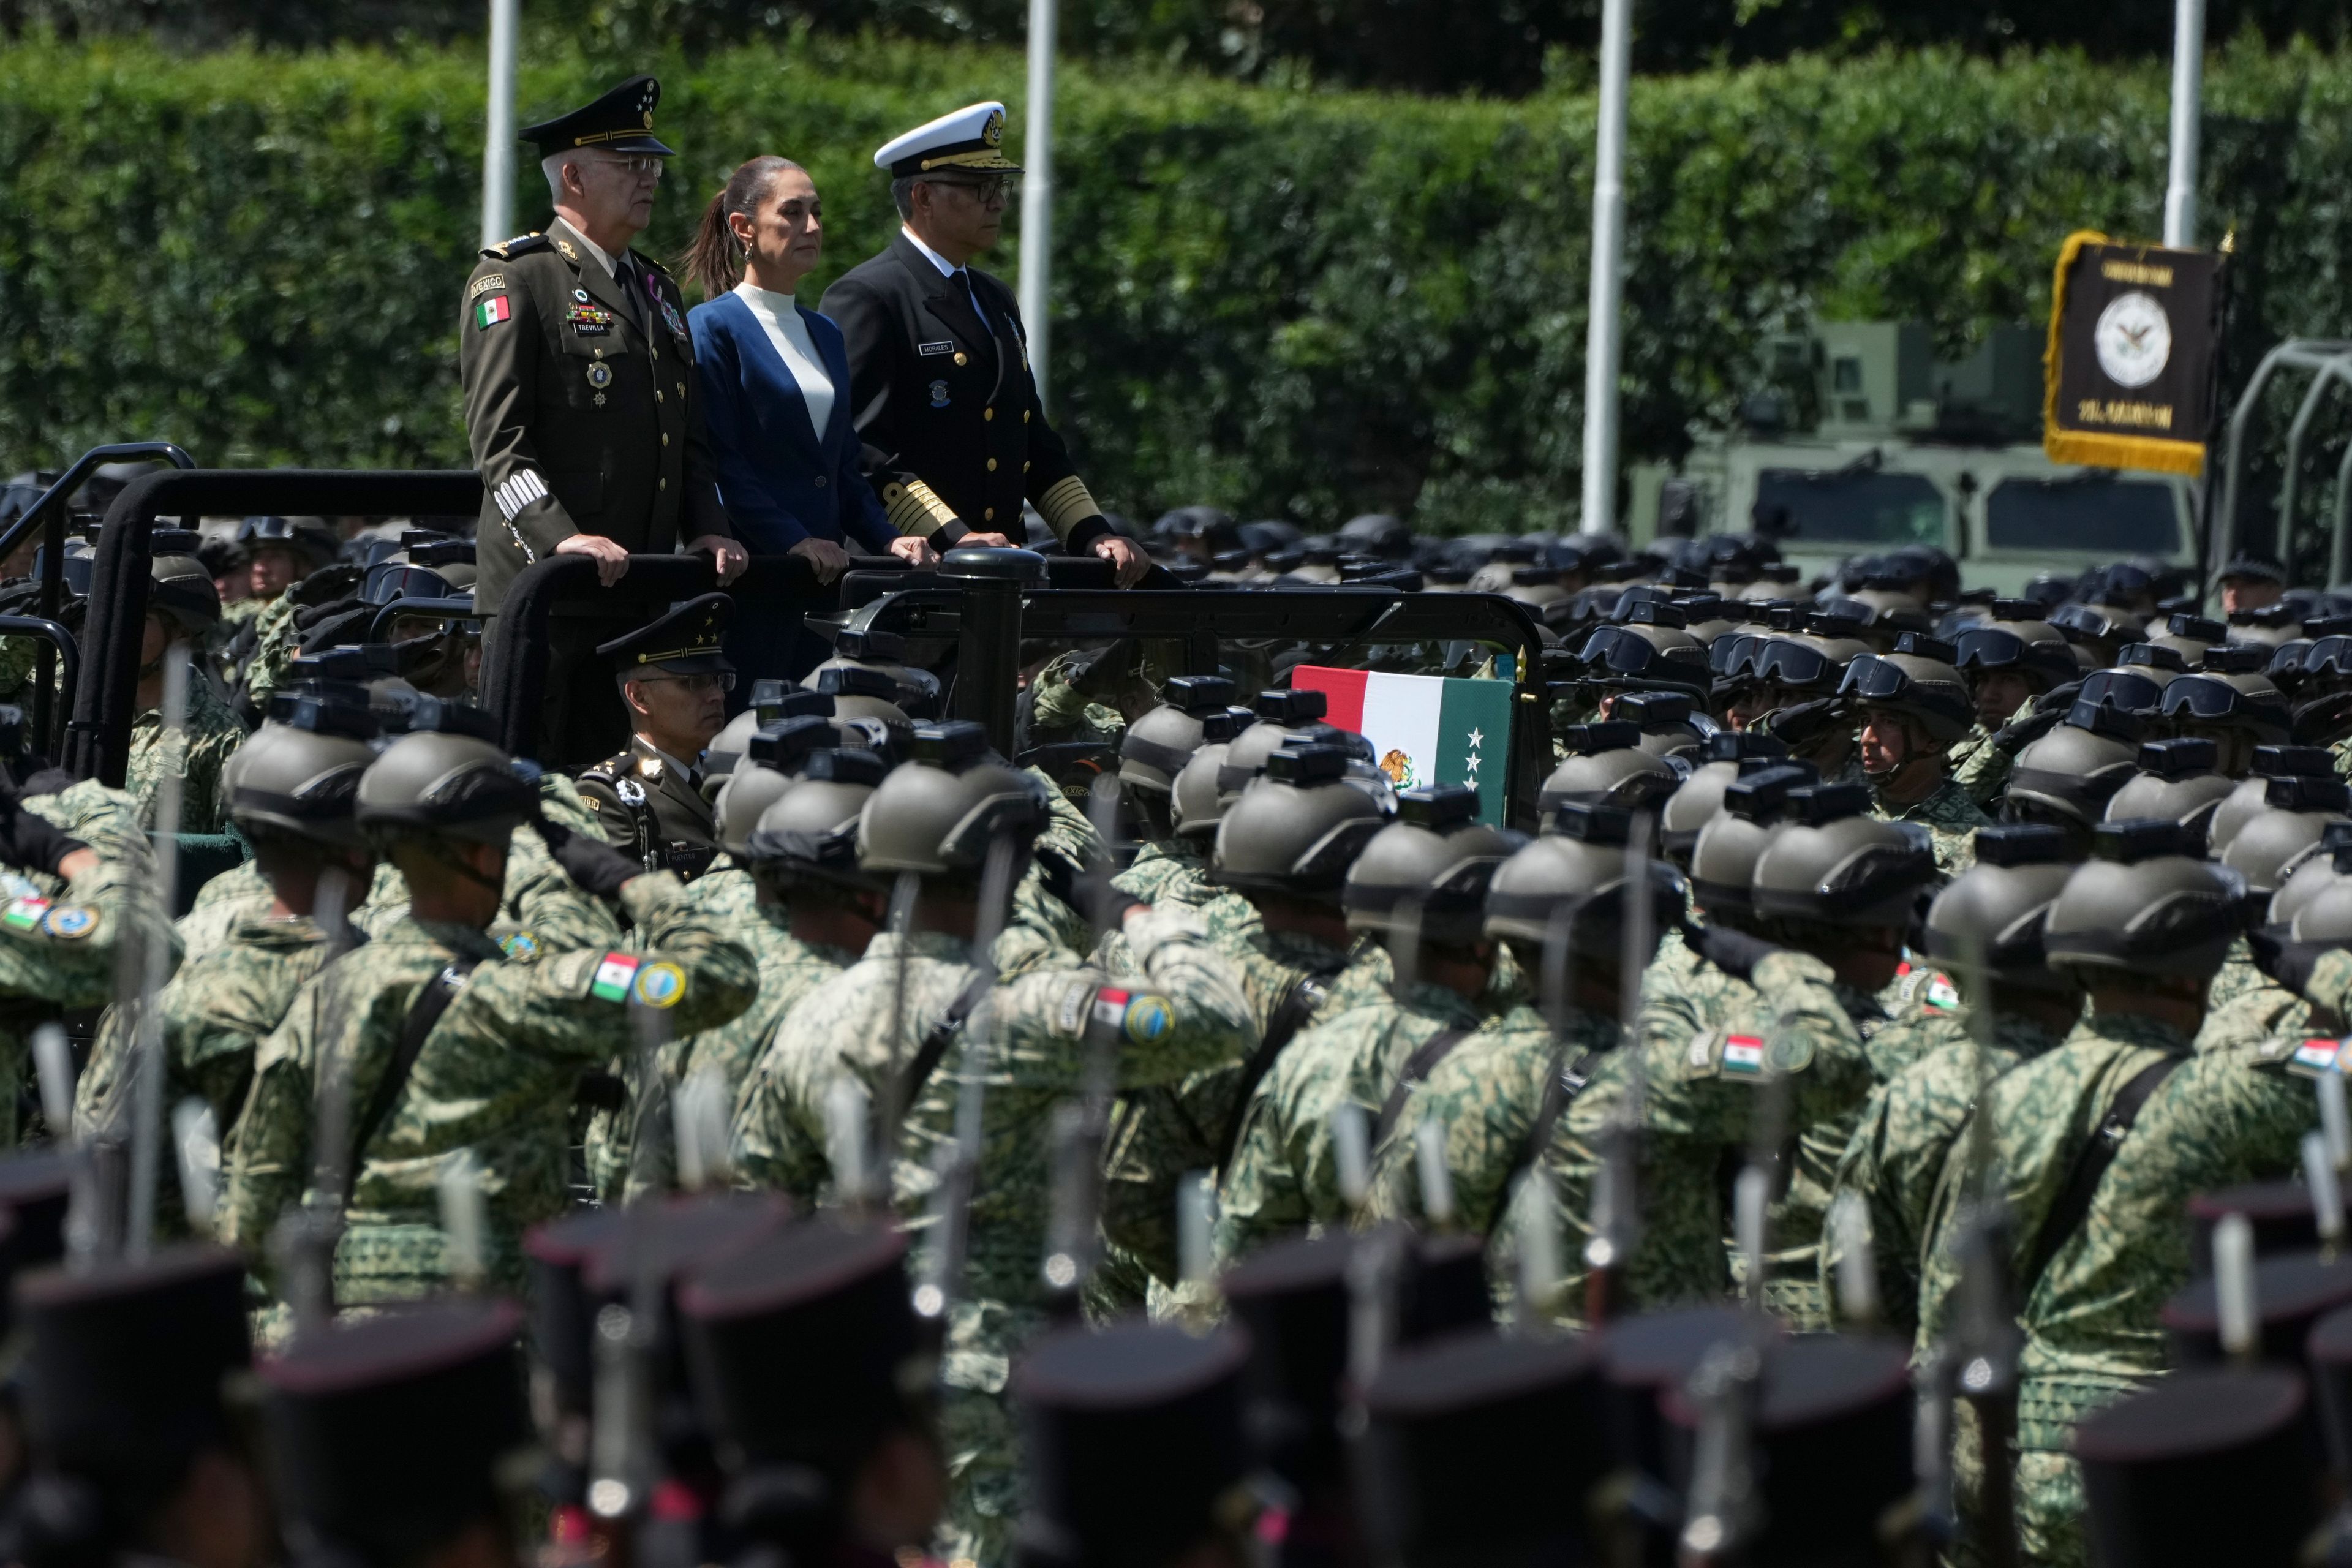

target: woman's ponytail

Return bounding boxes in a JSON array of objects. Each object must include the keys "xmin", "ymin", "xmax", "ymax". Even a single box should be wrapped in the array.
[{"xmin": 677, "ymin": 155, "xmax": 799, "ymax": 300}]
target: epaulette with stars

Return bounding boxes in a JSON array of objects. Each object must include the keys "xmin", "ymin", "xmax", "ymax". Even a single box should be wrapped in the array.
[{"xmin": 481, "ymin": 232, "xmax": 553, "ymax": 260}]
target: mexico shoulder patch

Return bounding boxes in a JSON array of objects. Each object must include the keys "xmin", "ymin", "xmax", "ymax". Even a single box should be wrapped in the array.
[
  {"xmin": 2288, "ymin": 1037, "xmax": 2346, "ymax": 1079},
  {"xmin": 0, "ymin": 897, "xmax": 51, "ymax": 932},
  {"xmin": 590, "ymin": 952, "xmax": 641, "ymax": 1003},
  {"xmin": 1721, "ymin": 1034, "xmax": 1766, "ymax": 1078}
]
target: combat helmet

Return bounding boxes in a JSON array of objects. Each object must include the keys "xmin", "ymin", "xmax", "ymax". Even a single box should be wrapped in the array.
[
  {"xmin": 1537, "ymin": 722, "xmax": 1680, "ymax": 816},
  {"xmin": 1913, "ymin": 823, "xmax": 2080, "ymax": 998},
  {"xmin": 2210, "ymin": 746, "xmax": 2338, "ymax": 858},
  {"xmin": 1575, "ymin": 603, "xmax": 1710, "ymax": 695},
  {"xmin": 147, "ymin": 552, "xmax": 221, "ymax": 641},
  {"xmin": 1609, "ymin": 690, "xmax": 1711, "ymax": 760},
  {"xmin": 2220, "ymin": 773, "xmax": 2351, "ymax": 902},
  {"xmin": 744, "ymin": 750, "xmax": 889, "ymax": 894},
  {"xmin": 1687, "ymin": 761, "xmax": 1817, "ymax": 924},
  {"xmin": 2043, "ymin": 818, "xmax": 2246, "ymax": 982},
  {"xmin": 1951, "ymin": 600, "xmax": 2080, "ymax": 705},
  {"xmin": 857, "ymin": 722, "xmax": 1051, "ymax": 878},
  {"xmin": 1483, "ymin": 802, "xmax": 1684, "ymax": 957},
  {"xmin": 1659, "ymin": 731, "xmax": 1790, "ymax": 867},
  {"xmin": 2159, "ymin": 647, "xmax": 2293, "ymax": 772},
  {"xmin": 1211, "ymin": 745, "xmax": 1390, "ymax": 903},
  {"xmin": 1342, "ymin": 785, "xmax": 1513, "ymax": 945},
  {"xmin": 701, "ymin": 691, "xmax": 834, "ymax": 793},
  {"xmin": 225, "ymin": 688, "xmax": 382, "ymax": 850},
  {"xmin": 2104, "ymin": 737, "xmax": 2236, "ymax": 850},
  {"xmin": 801, "ymin": 627, "xmax": 940, "ymax": 719},
  {"xmin": 2272, "ymin": 821, "xmax": 2352, "ymax": 927},
  {"xmin": 2148, "ymin": 611, "xmax": 2226, "ymax": 667},
  {"xmin": 1750, "ymin": 782, "xmax": 1937, "ymax": 930},
  {"xmin": 1836, "ymin": 633, "xmax": 1973, "ymax": 750},
  {"xmin": 1118, "ymin": 676, "xmax": 1240, "ymax": 798},
  {"xmin": 1172, "ymin": 743, "xmax": 1233, "ymax": 844},
  {"xmin": 2005, "ymin": 704, "xmax": 2145, "ymax": 842},
  {"xmin": 1218, "ymin": 688, "xmax": 1329, "ymax": 803},
  {"xmin": 354, "ymin": 703, "xmax": 537, "ymax": 846}
]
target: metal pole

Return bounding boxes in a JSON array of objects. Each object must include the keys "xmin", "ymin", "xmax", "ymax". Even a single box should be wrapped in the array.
[
  {"xmin": 481, "ymin": 0, "xmax": 521, "ymax": 249},
  {"xmin": 1578, "ymin": 0, "xmax": 1632, "ymax": 536},
  {"xmin": 2164, "ymin": 0, "xmax": 2204, "ymax": 249},
  {"xmin": 1019, "ymin": 0, "xmax": 1060, "ymax": 411}
]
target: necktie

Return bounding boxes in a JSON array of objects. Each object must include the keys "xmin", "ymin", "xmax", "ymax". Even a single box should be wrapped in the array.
[{"xmin": 953, "ymin": 270, "xmax": 990, "ymax": 339}]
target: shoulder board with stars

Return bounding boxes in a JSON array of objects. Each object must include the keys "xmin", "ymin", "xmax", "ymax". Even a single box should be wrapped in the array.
[{"xmin": 482, "ymin": 232, "xmax": 552, "ymax": 260}]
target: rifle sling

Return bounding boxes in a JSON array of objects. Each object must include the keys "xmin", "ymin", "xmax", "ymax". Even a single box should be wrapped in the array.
[
  {"xmin": 1208, "ymin": 968, "xmax": 1338, "ymax": 1174},
  {"xmin": 1373, "ymin": 1027, "xmax": 1472, "ymax": 1146},
  {"xmin": 2020, "ymin": 1053, "xmax": 2185, "ymax": 1293},
  {"xmin": 345, "ymin": 957, "xmax": 482, "ymax": 1204},
  {"xmin": 895, "ymin": 969, "xmax": 999, "ymax": 1117},
  {"xmin": 1485, "ymin": 1044, "xmax": 1608, "ymax": 1240}
]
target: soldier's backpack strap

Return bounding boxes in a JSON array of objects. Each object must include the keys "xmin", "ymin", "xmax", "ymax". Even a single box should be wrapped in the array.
[
  {"xmin": 2019, "ymin": 1052, "xmax": 2186, "ymax": 1292},
  {"xmin": 1484, "ymin": 1042, "xmax": 1613, "ymax": 1241},
  {"xmin": 344, "ymin": 957, "xmax": 484, "ymax": 1204},
  {"xmin": 1209, "ymin": 967, "xmax": 1342, "ymax": 1175},
  {"xmin": 893, "ymin": 968, "xmax": 1000, "ymax": 1119},
  {"xmin": 1373, "ymin": 1028, "xmax": 1473, "ymax": 1147}
]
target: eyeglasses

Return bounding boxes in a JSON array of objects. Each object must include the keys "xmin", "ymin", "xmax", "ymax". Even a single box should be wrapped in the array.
[
  {"xmin": 927, "ymin": 175, "xmax": 1012, "ymax": 205},
  {"xmin": 641, "ymin": 671, "xmax": 734, "ymax": 696},
  {"xmin": 584, "ymin": 153, "xmax": 666, "ymax": 179}
]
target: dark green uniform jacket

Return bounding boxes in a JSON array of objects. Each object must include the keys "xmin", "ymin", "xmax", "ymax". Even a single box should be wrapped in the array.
[
  {"xmin": 459, "ymin": 214, "xmax": 730, "ymax": 616},
  {"xmin": 576, "ymin": 734, "xmax": 720, "ymax": 880},
  {"xmin": 823, "ymin": 232, "xmax": 1106, "ymax": 550}
]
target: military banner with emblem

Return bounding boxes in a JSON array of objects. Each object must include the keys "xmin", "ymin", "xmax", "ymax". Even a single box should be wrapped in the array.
[{"xmin": 2042, "ymin": 230, "xmax": 2225, "ymax": 478}]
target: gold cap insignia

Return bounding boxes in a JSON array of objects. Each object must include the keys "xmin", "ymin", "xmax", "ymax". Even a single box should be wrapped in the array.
[
  {"xmin": 984, "ymin": 110, "xmax": 1003, "ymax": 146},
  {"xmin": 643, "ymin": 111, "xmax": 654, "ymax": 128}
]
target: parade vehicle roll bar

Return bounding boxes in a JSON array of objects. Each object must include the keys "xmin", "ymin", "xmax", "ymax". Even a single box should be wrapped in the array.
[
  {"xmin": 69, "ymin": 469, "xmax": 481, "ymax": 783},
  {"xmin": 0, "ymin": 443, "xmax": 196, "ymax": 757}
]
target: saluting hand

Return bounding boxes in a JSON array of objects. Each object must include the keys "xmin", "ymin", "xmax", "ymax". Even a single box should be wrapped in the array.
[
  {"xmin": 1093, "ymin": 533, "xmax": 1149, "ymax": 588},
  {"xmin": 554, "ymin": 532, "xmax": 631, "ymax": 587},
  {"xmin": 689, "ymin": 534, "xmax": 750, "ymax": 584}
]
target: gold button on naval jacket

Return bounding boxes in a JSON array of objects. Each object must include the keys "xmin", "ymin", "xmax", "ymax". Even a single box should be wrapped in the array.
[
  {"xmin": 984, "ymin": 507, "xmax": 996, "ymax": 522},
  {"xmin": 1023, "ymin": 409, "xmax": 1031, "ymax": 423},
  {"xmin": 655, "ymin": 390, "xmax": 663, "ymax": 404},
  {"xmin": 660, "ymin": 478, "xmax": 668, "ymax": 491},
  {"xmin": 661, "ymin": 433, "xmax": 670, "ymax": 447},
  {"xmin": 986, "ymin": 458, "xmax": 997, "ymax": 472},
  {"xmin": 1023, "ymin": 460, "xmax": 1031, "ymax": 472},
  {"xmin": 676, "ymin": 383, "xmax": 685, "ymax": 396},
  {"xmin": 954, "ymin": 352, "xmax": 968, "ymax": 368},
  {"xmin": 984, "ymin": 407, "xmax": 994, "ymax": 421}
]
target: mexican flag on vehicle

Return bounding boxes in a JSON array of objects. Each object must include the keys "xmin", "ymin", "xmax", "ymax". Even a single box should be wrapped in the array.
[{"xmin": 1290, "ymin": 666, "xmax": 1513, "ymax": 825}]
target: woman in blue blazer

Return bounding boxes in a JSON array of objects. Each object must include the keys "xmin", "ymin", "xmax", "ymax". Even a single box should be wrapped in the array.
[{"xmin": 684, "ymin": 157, "xmax": 932, "ymax": 678}]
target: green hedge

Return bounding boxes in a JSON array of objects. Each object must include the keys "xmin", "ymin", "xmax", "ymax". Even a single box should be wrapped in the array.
[{"xmin": 1, "ymin": 34, "xmax": 2349, "ymax": 533}]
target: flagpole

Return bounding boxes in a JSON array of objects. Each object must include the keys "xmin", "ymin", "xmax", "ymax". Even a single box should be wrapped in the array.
[
  {"xmin": 1019, "ymin": 0, "xmax": 1060, "ymax": 411},
  {"xmin": 2164, "ymin": 0, "xmax": 2204, "ymax": 249},
  {"xmin": 481, "ymin": 0, "xmax": 520, "ymax": 249},
  {"xmin": 1578, "ymin": 0, "xmax": 1633, "ymax": 537}
]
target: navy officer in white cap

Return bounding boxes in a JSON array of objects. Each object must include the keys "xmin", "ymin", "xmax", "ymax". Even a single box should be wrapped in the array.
[{"xmin": 823, "ymin": 102, "xmax": 1150, "ymax": 586}]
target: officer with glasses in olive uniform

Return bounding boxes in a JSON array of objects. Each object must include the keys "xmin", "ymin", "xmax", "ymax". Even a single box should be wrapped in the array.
[
  {"xmin": 459, "ymin": 74, "xmax": 745, "ymax": 762},
  {"xmin": 576, "ymin": 593, "xmax": 735, "ymax": 878},
  {"xmin": 824, "ymin": 102, "xmax": 1148, "ymax": 586}
]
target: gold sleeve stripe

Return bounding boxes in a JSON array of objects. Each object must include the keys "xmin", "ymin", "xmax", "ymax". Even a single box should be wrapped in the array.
[
  {"xmin": 1036, "ymin": 475, "xmax": 1099, "ymax": 540},
  {"xmin": 881, "ymin": 478, "xmax": 959, "ymax": 538}
]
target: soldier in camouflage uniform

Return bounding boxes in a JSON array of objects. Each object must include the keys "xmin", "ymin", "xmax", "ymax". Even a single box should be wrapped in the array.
[
  {"xmin": 1212, "ymin": 781, "xmax": 1512, "ymax": 1269},
  {"xmin": 1535, "ymin": 778, "xmax": 1942, "ymax": 1327},
  {"xmin": 734, "ymin": 720, "xmax": 1255, "ymax": 1568},
  {"xmin": 126, "ymin": 551, "xmax": 247, "ymax": 835},
  {"xmin": 77, "ymin": 686, "xmax": 384, "ymax": 1180},
  {"xmin": 1091, "ymin": 742, "xmax": 1391, "ymax": 1299},
  {"xmin": 1817, "ymin": 824, "xmax": 2082, "ymax": 1338},
  {"xmin": 1364, "ymin": 803, "xmax": 1681, "ymax": 1241},
  {"xmin": 1913, "ymin": 819, "xmax": 2250, "ymax": 1568},
  {"xmin": 223, "ymin": 706, "xmax": 758, "ymax": 1305},
  {"xmin": 1838, "ymin": 636, "xmax": 1991, "ymax": 873},
  {"xmin": 1948, "ymin": 601, "xmax": 2081, "ymax": 809}
]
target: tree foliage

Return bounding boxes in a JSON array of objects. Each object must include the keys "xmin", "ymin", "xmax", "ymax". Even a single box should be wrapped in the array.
[{"xmin": 0, "ymin": 35, "xmax": 2345, "ymax": 532}]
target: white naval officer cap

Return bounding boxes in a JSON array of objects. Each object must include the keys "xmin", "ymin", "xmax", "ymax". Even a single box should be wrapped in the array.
[{"xmin": 873, "ymin": 101, "xmax": 1025, "ymax": 179}]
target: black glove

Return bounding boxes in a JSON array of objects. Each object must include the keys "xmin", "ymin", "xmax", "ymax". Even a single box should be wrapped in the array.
[
  {"xmin": 1687, "ymin": 919, "xmax": 1784, "ymax": 984},
  {"xmin": 1766, "ymin": 697, "xmax": 1850, "ymax": 747},
  {"xmin": 1036, "ymin": 845, "xmax": 1142, "ymax": 929},
  {"xmin": 535, "ymin": 814, "xmax": 641, "ymax": 900},
  {"xmin": 290, "ymin": 562, "xmax": 366, "ymax": 608},
  {"xmin": 0, "ymin": 794, "xmax": 88, "ymax": 878},
  {"xmin": 1991, "ymin": 684, "xmax": 2081, "ymax": 755},
  {"xmin": 2248, "ymin": 922, "xmax": 2335, "ymax": 999},
  {"xmin": 2294, "ymin": 690, "xmax": 2352, "ymax": 748}
]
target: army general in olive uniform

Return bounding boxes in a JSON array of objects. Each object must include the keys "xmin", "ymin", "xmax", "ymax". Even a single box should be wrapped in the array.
[
  {"xmin": 577, "ymin": 592, "xmax": 732, "ymax": 879},
  {"xmin": 825, "ymin": 102, "xmax": 1148, "ymax": 586},
  {"xmin": 459, "ymin": 74, "xmax": 745, "ymax": 758}
]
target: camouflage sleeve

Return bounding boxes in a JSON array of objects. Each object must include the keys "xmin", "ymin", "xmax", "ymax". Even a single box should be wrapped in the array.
[
  {"xmin": 997, "ymin": 907, "xmax": 1256, "ymax": 1094},
  {"xmin": 462, "ymin": 873, "xmax": 759, "ymax": 1054},
  {"xmin": 1212, "ymin": 1012, "xmax": 1395, "ymax": 1267},
  {"xmin": 235, "ymin": 595, "xmax": 306, "ymax": 712},
  {"xmin": 0, "ymin": 853, "xmax": 161, "ymax": 1009},
  {"xmin": 221, "ymin": 995, "xmax": 318, "ymax": 1280},
  {"xmin": 728, "ymin": 1031, "xmax": 837, "ymax": 1205},
  {"xmin": 2294, "ymin": 948, "xmax": 2352, "ymax": 1022},
  {"xmin": 497, "ymin": 791, "xmax": 627, "ymax": 954},
  {"xmin": 1364, "ymin": 1028, "xmax": 1552, "ymax": 1237},
  {"xmin": 173, "ymin": 713, "xmax": 248, "ymax": 838},
  {"xmin": 1819, "ymin": 1078, "xmax": 1922, "ymax": 1336}
]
